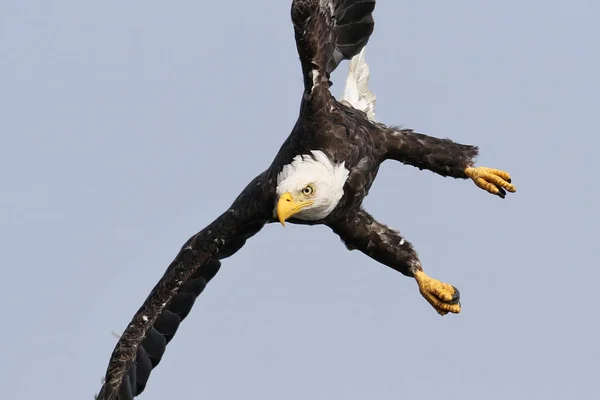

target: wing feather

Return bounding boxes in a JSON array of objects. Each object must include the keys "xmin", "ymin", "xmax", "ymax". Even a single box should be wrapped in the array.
[
  {"xmin": 291, "ymin": 0, "xmax": 376, "ymax": 93},
  {"xmin": 95, "ymin": 175, "xmax": 269, "ymax": 400}
]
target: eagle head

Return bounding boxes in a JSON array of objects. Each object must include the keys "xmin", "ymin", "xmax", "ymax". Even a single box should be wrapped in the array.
[{"xmin": 274, "ymin": 150, "xmax": 350, "ymax": 225}]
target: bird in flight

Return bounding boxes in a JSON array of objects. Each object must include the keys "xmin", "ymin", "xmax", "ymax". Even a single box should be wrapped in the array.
[{"xmin": 96, "ymin": 1, "xmax": 516, "ymax": 398}]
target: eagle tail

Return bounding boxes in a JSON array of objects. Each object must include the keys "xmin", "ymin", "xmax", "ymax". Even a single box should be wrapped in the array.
[{"xmin": 340, "ymin": 46, "xmax": 376, "ymax": 121}]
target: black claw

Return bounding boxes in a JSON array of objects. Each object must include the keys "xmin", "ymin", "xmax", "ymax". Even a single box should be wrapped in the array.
[
  {"xmin": 496, "ymin": 186, "xmax": 506, "ymax": 199},
  {"xmin": 448, "ymin": 286, "xmax": 461, "ymax": 304},
  {"xmin": 506, "ymin": 177, "xmax": 512, "ymax": 183}
]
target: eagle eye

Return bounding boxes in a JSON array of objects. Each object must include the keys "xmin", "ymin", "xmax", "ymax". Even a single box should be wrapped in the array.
[{"xmin": 302, "ymin": 185, "xmax": 314, "ymax": 196}]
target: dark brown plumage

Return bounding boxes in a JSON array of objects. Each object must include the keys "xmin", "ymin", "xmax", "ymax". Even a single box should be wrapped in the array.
[{"xmin": 95, "ymin": 1, "xmax": 515, "ymax": 399}]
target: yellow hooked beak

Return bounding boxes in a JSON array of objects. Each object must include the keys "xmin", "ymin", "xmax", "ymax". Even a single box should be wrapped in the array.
[{"xmin": 276, "ymin": 192, "xmax": 313, "ymax": 226}]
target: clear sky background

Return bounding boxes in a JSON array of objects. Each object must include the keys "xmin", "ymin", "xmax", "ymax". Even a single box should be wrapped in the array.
[{"xmin": 2, "ymin": 1, "xmax": 599, "ymax": 399}]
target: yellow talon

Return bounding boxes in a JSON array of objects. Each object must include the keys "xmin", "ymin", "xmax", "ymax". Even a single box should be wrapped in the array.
[
  {"xmin": 414, "ymin": 270, "xmax": 461, "ymax": 316},
  {"xmin": 465, "ymin": 166, "xmax": 516, "ymax": 198}
]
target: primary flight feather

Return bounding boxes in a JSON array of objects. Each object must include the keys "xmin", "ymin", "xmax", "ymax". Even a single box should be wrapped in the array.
[{"xmin": 96, "ymin": 1, "xmax": 516, "ymax": 398}]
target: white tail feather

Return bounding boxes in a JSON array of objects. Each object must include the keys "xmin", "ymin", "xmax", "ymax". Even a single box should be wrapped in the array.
[{"xmin": 340, "ymin": 47, "xmax": 377, "ymax": 121}]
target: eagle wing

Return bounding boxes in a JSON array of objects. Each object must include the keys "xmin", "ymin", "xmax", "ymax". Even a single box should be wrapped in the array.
[
  {"xmin": 291, "ymin": 0, "xmax": 376, "ymax": 93},
  {"xmin": 95, "ymin": 174, "xmax": 269, "ymax": 400}
]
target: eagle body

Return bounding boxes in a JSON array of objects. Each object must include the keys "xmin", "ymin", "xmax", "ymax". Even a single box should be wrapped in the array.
[{"xmin": 96, "ymin": 1, "xmax": 516, "ymax": 399}]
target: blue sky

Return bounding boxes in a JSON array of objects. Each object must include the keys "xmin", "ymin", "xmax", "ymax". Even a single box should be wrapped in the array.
[{"xmin": 1, "ymin": 1, "xmax": 599, "ymax": 399}]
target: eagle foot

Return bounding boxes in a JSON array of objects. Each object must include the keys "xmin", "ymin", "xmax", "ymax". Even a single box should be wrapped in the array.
[
  {"xmin": 464, "ymin": 166, "xmax": 516, "ymax": 199},
  {"xmin": 414, "ymin": 271, "xmax": 461, "ymax": 316}
]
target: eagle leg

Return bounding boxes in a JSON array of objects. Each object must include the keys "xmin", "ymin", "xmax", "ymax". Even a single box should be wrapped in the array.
[
  {"xmin": 464, "ymin": 166, "xmax": 516, "ymax": 199},
  {"xmin": 414, "ymin": 270, "xmax": 461, "ymax": 316},
  {"xmin": 328, "ymin": 208, "xmax": 462, "ymax": 316}
]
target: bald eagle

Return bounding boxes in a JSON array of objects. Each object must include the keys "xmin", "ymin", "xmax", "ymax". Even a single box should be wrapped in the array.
[{"xmin": 96, "ymin": 1, "xmax": 516, "ymax": 399}]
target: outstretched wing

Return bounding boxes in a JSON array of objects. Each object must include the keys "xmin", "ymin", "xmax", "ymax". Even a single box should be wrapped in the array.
[
  {"xmin": 96, "ymin": 174, "xmax": 269, "ymax": 400},
  {"xmin": 291, "ymin": 0, "xmax": 376, "ymax": 94}
]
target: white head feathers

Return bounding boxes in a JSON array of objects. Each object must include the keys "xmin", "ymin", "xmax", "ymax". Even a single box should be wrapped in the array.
[{"xmin": 275, "ymin": 150, "xmax": 349, "ymax": 221}]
